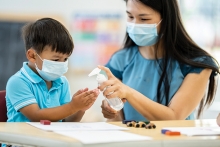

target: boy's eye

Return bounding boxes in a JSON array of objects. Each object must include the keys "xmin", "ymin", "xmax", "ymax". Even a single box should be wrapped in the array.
[
  {"xmin": 53, "ymin": 59, "xmax": 59, "ymax": 61},
  {"xmin": 64, "ymin": 58, "xmax": 68, "ymax": 62}
]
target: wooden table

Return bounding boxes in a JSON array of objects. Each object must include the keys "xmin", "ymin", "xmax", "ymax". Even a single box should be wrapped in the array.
[{"xmin": 0, "ymin": 119, "xmax": 220, "ymax": 147}]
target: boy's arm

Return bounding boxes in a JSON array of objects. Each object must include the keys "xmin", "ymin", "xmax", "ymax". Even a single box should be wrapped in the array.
[
  {"xmin": 63, "ymin": 88, "xmax": 100, "ymax": 122},
  {"xmin": 63, "ymin": 110, "xmax": 85, "ymax": 122},
  {"xmin": 20, "ymin": 103, "xmax": 77, "ymax": 122},
  {"xmin": 20, "ymin": 90, "xmax": 98, "ymax": 122}
]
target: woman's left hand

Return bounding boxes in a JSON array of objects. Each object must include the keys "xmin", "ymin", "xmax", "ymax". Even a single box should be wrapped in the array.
[{"xmin": 97, "ymin": 65, "xmax": 130, "ymax": 99}]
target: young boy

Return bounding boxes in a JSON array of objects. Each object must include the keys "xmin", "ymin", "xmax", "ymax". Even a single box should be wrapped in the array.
[{"xmin": 5, "ymin": 18, "xmax": 99, "ymax": 122}]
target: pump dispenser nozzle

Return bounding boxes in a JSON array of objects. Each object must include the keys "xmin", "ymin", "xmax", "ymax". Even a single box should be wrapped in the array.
[{"xmin": 88, "ymin": 68, "xmax": 124, "ymax": 111}]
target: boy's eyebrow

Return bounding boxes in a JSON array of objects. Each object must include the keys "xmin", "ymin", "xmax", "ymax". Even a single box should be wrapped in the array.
[
  {"xmin": 52, "ymin": 55, "xmax": 60, "ymax": 58},
  {"xmin": 126, "ymin": 10, "xmax": 152, "ymax": 16}
]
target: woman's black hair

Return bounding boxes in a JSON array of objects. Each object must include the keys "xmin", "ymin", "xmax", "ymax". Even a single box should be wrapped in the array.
[
  {"xmin": 22, "ymin": 17, "xmax": 73, "ymax": 55},
  {"xmin": 123, "ymin": 0, "xmax": 219, "ymax": 118}
]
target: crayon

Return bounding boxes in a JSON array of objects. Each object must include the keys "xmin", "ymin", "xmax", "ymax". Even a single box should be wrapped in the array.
[
  {"xmin": 126, "ymin": 122, "xmax": 133, "ymax": 127},
  {"xmin": 145, "ymin": 122, "xmax": 156, "ymax": 129},
  {"xmin": 161, "ymin": 129, "xmax": 170, "ymax": 134},
  {"xmin": 146, "ymin": 124, "xmax": 152, "ymax": 129},
  {"xmin": 138, "ymin": 121, "xmax": 146, "ymax": 128},
  {"xmin": 165, "ymin": 131, "xmax": 181, "ymax": 136},
  {"xmin": 143, "ymin": 121, "xmax": 150, "ymax": 125},
  {"xmin": 131, "ymin": 121, "xmax": 137, "ymax": 127},
  {"xmin": 127, "ymin": 121, "xmax": 137, "ymax": 127},
  {"xmin": 40, "ymin": 120, "xmax": 51, "ymax": 125},
  {"xmin": 134, "ymin": 123, "xmax": 140, "ymax": 128},
  {"xmin": 122, "ymin": 120, "xmax": 136, "ymax": 124},
  {"xmin": 152, "ymin": 124, "xmax": 156, "ymax": 128}
]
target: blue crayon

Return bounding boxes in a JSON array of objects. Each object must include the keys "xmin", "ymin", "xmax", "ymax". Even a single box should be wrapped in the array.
[
  {"xmin": 122, "ymin": 120, "xmax": 136, "ymax": 124},
  {"xmin": 161, "ymin": 129, "xmax": 170, "ymax": 134}
]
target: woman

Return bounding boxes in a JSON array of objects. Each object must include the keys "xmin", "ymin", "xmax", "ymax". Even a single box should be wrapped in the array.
[{"xmin": 98, "ymin": 0, "xmax": 219, "ymax": 121}]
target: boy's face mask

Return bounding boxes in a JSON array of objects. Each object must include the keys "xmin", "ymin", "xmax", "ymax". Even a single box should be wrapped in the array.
[
  {"xmin": 35, "ymin": 53, "xmax": 68, "ymax": 81},
  {"xmin": 126, "ymin": 20, "xmax": 162, "ymax": 46}
]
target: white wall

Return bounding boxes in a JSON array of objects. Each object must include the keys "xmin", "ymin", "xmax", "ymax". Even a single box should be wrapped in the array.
[{"xmin": 0, "ymin": 0, "xmax": 126, "ymax": 25}]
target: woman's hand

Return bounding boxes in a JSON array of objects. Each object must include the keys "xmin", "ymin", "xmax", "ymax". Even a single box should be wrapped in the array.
[
  {"xmin": 101, "ymin": 99, "xmax": 118, "ymax": 119},
  {"xmin": 97, "ymin": 65, "xmax": 130, "ymax": 99}
]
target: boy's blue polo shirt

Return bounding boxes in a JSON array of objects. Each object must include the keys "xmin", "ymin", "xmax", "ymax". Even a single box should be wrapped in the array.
[{"xmin": 6, "ymin": 62, "xmax": 71, "ymax": 122}]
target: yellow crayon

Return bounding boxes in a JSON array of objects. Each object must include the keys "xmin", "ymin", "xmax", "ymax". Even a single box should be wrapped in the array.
[
  {"xmin": 138, "ymin": 121, "xmax": 146, "ymax": 128},
  {"xmin": 126, "ymin": 122, "xmax": 133, "ymax": 127}
]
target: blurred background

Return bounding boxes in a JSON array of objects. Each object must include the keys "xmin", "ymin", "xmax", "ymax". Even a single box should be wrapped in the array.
[{"xmin": 0, "ymin": 0, "xmax": 219, "ymax": 122}]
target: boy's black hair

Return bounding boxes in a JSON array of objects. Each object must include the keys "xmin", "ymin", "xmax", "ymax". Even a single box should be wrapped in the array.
[{"xmin": 22, "ymin": 17, "xmax": 73, "ymax": 55}]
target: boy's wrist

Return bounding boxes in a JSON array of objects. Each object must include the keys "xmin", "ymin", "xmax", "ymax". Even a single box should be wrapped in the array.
[
  {"xmin": 78, "ymin": 110, "xmax": 86, "ymax": 113},
  {"xmin": 68, "ymin": 102, "xmax": 79, "ymax": 114}
]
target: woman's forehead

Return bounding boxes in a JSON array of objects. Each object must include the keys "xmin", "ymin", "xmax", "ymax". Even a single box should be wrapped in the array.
[{"xmin": 126, "ymin": 0, "xmax": 157, "ymax": 15}]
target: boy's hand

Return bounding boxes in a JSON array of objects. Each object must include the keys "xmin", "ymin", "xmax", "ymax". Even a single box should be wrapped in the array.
[
  {"xmin": 70, "ymin": 88, "xmax": 100, "ymax": 112},
  {"xmin": 73, "ymin": 88, "xmax": 89, "ymax": 97}
]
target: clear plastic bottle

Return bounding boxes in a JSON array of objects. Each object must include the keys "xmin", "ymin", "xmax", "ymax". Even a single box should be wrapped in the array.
[{"xmin": 88, "ymin": 68, "xmax": 124, "ymax": 111}]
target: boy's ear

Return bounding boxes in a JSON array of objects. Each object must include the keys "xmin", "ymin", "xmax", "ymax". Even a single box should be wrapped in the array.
[{"xmin": 26, "ymin": 48, "xmax": 36, "ymax": 63}]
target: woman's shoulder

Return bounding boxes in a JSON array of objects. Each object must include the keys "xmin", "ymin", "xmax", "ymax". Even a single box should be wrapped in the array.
[
  {"xmin": 108, "ymin": 46, "xmax": 138, "ymax": 67},
  {"xmin": 113, "ymin": 46, "xmax": 139, "ymax": 58},
  {"xmin": 179, "ymin": 55, "xmax": 218, "ymax": 77}
]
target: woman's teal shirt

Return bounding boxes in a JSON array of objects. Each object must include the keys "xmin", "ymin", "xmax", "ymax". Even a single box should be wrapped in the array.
[{"xmin": 106, "ymin": 46, "xmax": 217, "ymax": 121}]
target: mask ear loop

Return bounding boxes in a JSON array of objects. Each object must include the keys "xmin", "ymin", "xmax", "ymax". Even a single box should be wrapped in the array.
[
  {"xmin": 35, "ymin": 52, "xmax": 44, "ymax": 71},
  {"xmin": 156, "ymin": 19, "xmax": 163, "ymax": 27},
  {"xmin": 155, "ymin": 19, "xmax": 163, "ymax": 40},
  {"xmin": 35, "ymin": 53, "xmax": 43, "ymax": 61}
]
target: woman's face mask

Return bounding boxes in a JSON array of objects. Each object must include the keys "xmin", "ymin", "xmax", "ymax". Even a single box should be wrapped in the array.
[
  {"xmin": 126, "ymin": 20, "xmax": 162, "ymax": 47},
  {"xmin": 35, "ymin": 53, "xmax": 68, "ymax": 81}
]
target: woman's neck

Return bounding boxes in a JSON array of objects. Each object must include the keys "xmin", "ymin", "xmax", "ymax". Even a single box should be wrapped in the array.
[{"xmin": 138, "ymin": 41, "xmax": 164, "ymax": 59}]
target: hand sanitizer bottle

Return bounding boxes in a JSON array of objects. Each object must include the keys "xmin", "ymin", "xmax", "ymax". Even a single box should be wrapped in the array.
[{"xmin": 88, "ymin": 68, "xmax": 124, "ymax": 111}]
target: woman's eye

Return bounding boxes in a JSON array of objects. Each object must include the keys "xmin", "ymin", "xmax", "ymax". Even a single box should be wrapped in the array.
[
  {"xmin": 128, "ymin": 16, "xmax": 133, "ymax": 19},
  {"xmin": 141, "ymin": 19, "xmax": 149, "ymax": 21}
]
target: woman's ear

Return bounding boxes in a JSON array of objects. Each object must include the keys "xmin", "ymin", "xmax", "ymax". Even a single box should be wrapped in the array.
[{"xmin": 26, "ymin": 48, "xmax": 36, "ymax": 63}]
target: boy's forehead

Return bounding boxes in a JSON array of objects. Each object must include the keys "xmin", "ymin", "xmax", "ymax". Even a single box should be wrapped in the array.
[{"xmin": 42, "ymin": 46, "xmax": 70, "ymax": 56}]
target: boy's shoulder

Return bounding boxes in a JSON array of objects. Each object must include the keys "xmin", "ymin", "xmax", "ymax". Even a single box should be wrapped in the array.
[
  {"xmin": 6, "ymin": 68, "xmax": 32, "ymax": 93},
  {"xmin": 7, "ymin": 69, "xmax": 28, "ymax": 84},
  {"xmin": 7, "ymin": 62, "xmax": 37, "ymax": 85}
]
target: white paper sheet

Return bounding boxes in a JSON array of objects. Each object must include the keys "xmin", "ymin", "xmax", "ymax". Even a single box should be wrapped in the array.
[
  {"xmin": 27, "ymin": 122, "xmax": 128, "ymax": 131},
  {"xmin": 162, "ymin": 127, "xmax": 220, "ymax": 136},
  {"xmin": 55, "ymin": 130, "xmax": 152, "ymax": 144}
]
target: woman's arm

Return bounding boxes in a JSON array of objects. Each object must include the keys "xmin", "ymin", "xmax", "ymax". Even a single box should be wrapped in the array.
[
  {"xmin": 99, "ymin": 65, "xmax": 212, "ymax": 120},
  {"xmin": 126, "ymin": 68, "xmax": 211, "ymax": 120}
]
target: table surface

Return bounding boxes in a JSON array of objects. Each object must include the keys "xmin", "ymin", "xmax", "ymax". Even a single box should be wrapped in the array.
[{"xmin": 0, "ymin": 119, "xmax": 220, "ymax": 147}]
